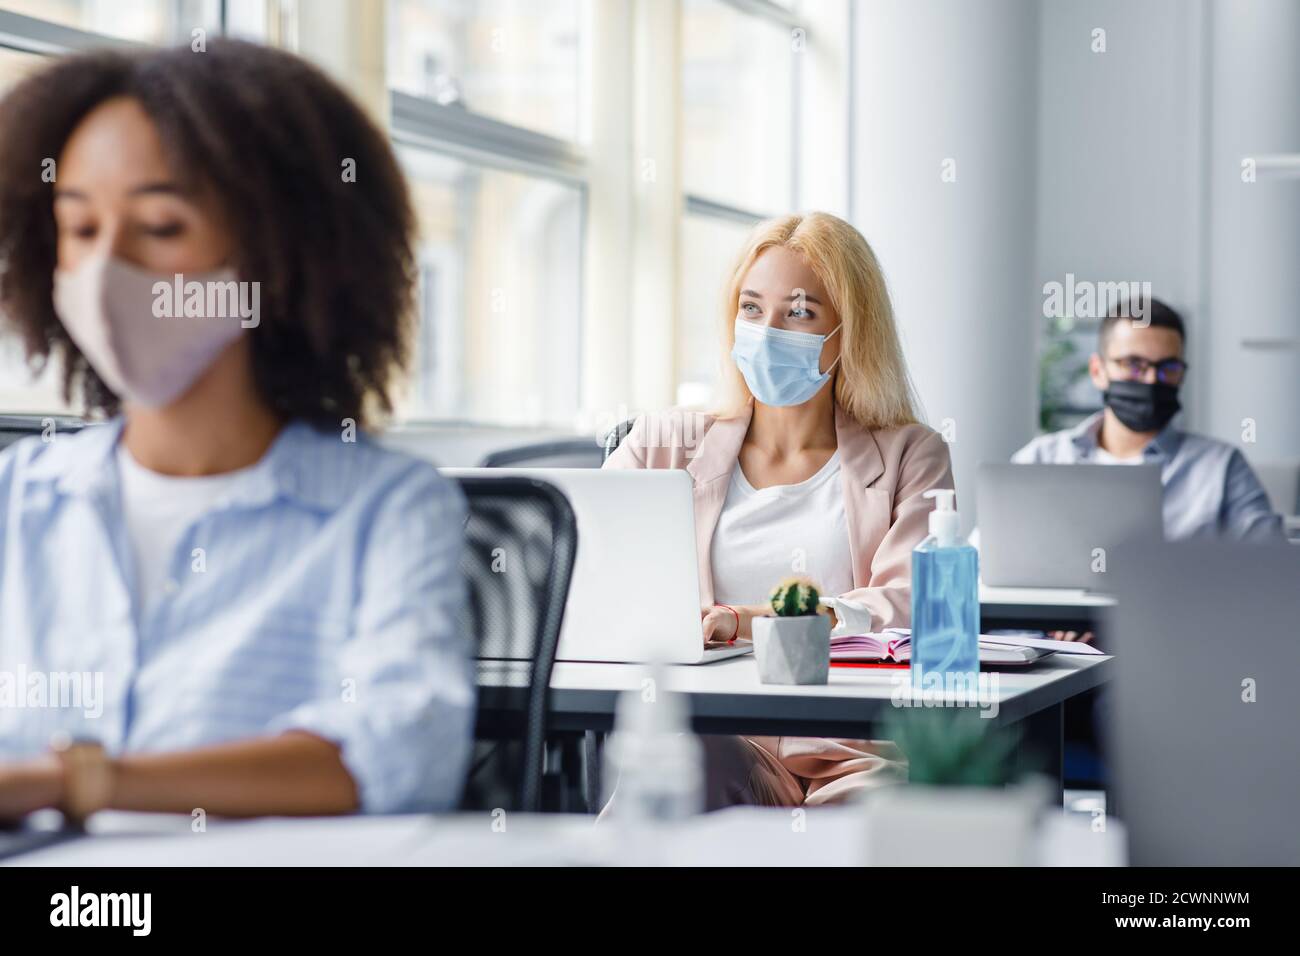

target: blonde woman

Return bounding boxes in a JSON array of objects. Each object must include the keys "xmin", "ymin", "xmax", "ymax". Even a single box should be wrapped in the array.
[{"xmin": 604, "ymin": 212, "xmax": 954, "ymax": 807}]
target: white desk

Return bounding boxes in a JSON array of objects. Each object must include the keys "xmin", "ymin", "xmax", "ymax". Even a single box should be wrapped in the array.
[
  {"xmin": 980, "ymin": 583, "xmax": 1115, "ymax": 628},
  {"xmin": 7, "ymin": 806, "xmax": 1125, "ymax": 867},
  {"xmin": 481, "ymin": 653, "xmax": 1111, "ymax": 732},
  {"xmin": 477, "ymin": 653, "xmax": 1113, "ymax": 798}
]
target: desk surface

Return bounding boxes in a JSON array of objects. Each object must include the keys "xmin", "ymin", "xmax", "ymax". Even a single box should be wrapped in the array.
[
  {"xmin": 478, "ymin": 653, "xmax": 1112, "ymax": 736},
  {"xmin": 979, "ymin": 583, "xmax": 1114, "ymax": 627},
  {"xmin": 7, "ymin": 805, "xmax": 1124, "ymax": 867},
  {"xmin": 979, "ymin": 584, "xmax": 1115, "ymax": 607}
]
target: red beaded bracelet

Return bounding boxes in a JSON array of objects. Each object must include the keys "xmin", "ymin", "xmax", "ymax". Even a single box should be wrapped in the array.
[{"xmin": 713, "ymin": 603, "xmax": 740, "ymax": 644}]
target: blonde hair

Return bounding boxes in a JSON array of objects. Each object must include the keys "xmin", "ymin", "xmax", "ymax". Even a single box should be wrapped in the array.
[{"xmin": 713, "ymin": 211, "xmax": 920, "ymax": 430}]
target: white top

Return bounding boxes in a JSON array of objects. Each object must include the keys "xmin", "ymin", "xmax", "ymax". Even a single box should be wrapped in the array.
[
  {"xmin": 1092, "ymin": 446, "xmax": 1144, "ymax": 465},
  {"xmin": 710, "ymin": 450, "xmax": 854, "ymax": 606},
  {"xmin": 115, "ymin": 443, "xmax": 256, "ymax": 614}
]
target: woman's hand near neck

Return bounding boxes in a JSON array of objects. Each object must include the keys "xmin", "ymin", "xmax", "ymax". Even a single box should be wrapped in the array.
[{"xmin": 121, "ymin": 338, "xmax": 283, "ymax": 476}]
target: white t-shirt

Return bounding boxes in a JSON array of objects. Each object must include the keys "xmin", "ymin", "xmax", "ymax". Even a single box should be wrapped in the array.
[
  {"xmin": 115, "ymin": 443, "xmax": 257, "ymax": 614},
  {"xmin": 710, "ymin": 450, "xmax": 854, "ymax": 607},
  {"xmin": 1092, "ymin": 446, "xmax": 1145, "ymax": 465}
]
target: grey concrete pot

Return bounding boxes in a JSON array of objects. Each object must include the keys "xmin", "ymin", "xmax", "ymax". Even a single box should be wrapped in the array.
[
  {"xmin": 752, "ymin": 614, "xmax": 831, "ymax": 685},
  {"xmin": 863, "ymin": 776, "xmax": 1052, "ymax": 866}
]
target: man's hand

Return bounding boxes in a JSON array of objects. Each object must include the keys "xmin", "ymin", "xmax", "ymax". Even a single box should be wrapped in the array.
[
  {"xmin": 0, "ymin": 755, "xmax": 62, "ymax": 824},
  {"xmin": 1049, "ymin": 630, "xmax": 1095, "ymax": 645}
]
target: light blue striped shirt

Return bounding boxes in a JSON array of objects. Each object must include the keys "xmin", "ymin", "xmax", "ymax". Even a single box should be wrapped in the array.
[
  {"xmin": 0, "ymin": 418, "xmax": 474, "ymax": 813},
  {"xmin": 1013, "ymin": 412, "xmax": 1282, "ymax": 542}
]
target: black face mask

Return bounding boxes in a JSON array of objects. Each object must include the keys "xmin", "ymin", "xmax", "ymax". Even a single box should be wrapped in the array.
[{"xmin": 1104, "ymin": 379, "xmax": 1181, "ymax": 433}]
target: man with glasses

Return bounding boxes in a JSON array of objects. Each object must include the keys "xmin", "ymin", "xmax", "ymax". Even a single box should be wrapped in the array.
[{"xmin": 1014, "ymin": 297, "xmax": 1281, "ymax": 542}]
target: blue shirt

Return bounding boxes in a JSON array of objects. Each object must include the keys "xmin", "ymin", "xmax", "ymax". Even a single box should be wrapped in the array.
[
  {"xmin": 1013, "ymin": 412, "xmax": 1282, "ymax": 542},
  {"xmin": 0, "ymin": 418, "xmax": 474, "ymax": 813}
]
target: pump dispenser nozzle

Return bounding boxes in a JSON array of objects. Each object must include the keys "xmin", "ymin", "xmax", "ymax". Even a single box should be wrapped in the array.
[{"xmin": 923, "ymin": 488, "xmax": 960, "ymax": 546}]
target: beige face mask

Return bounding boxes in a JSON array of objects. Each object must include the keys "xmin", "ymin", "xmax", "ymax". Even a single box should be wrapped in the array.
[{"xmin": 53, "ymin": 253, "xmax": 248, "ymax": 408}]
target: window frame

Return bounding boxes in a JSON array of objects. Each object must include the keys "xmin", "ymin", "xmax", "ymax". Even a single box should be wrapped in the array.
[{"xmin": 0, "ymin": 9, "xmax": 145, "ymax": 54}]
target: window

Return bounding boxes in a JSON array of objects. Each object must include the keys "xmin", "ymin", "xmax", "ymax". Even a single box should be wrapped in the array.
[
  {"xmin": 676, "ymin": 210, "xmax": 755, "ymax": 407},
  {"xmin": 0, "ymin": 42, "xmax": 38, "ymax": 82},
  {"xmin": 387, "ymin": 0, "xmax": 584, "ymax": 143},
  {"xmin": 0, "ymin": 1, "xmax": 846, "ymax": 428},
  {"xmin": 0, "ymin": 1, "xmax": 218, "ymax": 45},
  {"xmin": 680, "ymin": 0, "xmax": 794, "ymax": 212},
  {"xmin": 398, "ymin": 145, "xmax": 583, "ymax": 425},
  {"xmin": 0, "ymin": 1, "xmax": 590, "ymax": 427},
  {"xmin": 676, "ymin": 0, "xmax": 806, "ymax": 408},
  {"xmin": 386, "ymin": 1, "xmax": 589, "ymax": 426}
]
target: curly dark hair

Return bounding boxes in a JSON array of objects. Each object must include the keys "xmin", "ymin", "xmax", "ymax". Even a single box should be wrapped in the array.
[{"xmin": 0, "ymin": 39, "xmax": 416, "ymax": 427}]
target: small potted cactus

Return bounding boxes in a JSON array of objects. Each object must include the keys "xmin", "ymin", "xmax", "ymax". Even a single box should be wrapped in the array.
[{"xmin": 751, "ymin": 577, "xmax": 831, "ymax": 685}]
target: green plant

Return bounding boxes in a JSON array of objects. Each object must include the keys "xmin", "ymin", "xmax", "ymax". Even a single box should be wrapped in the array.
[
  {"xmin": 1039, "ymin": 314, "xmax": 1093, "ymax": 432},
  {"xmin": 883, "ymin": 708, "xmax": 1022, "ymax": 787},
  {"xmin": 768, "ymin": 577, "xmax": 821, "ymax": 617}
]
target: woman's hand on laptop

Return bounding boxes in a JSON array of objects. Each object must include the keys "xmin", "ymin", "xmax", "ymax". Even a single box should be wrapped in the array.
[
  {"xmin": 702, "ymin": 605, "xmax": 741, "ymax": 644},
  {"xmin": 701, "ymin": 604, "xmax": 770, "ymax": 645}
]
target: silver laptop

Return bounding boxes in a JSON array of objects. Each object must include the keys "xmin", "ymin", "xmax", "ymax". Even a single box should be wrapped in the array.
[
  {"xmin": 977, "ymin": 463, "xmax": 1163, "ymax": 589},
  {"xmin": 1107, "ymin": 537, "xmax": 1300, "ymax": 865},
  {"xmin": 443, "ymin": 467, "xmax": 751, "ymax": 664}
]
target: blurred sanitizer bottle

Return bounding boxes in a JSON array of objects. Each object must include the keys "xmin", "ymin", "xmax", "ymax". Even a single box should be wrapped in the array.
[
  {"xmin": 910, "ymin": 489, "xmax": 979, "ymax": 692},
  {"xmin": 604, "ymin": 664, "xmax": 704, "ymax": 840}
]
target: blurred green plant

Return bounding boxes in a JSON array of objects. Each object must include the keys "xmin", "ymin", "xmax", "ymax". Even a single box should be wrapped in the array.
[
  {"xmin": 883, "ymin": 708, "xmax": 1023, "ymax": 787},
  {"xmin": 1039, "ymin": 314, "xmax": 1091, "ymax": 432}
]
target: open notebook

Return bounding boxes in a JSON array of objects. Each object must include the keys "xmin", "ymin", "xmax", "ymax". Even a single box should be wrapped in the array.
[{"xmin": 830, "ymin": 628, "xmax": 1104, "ymax": 665}]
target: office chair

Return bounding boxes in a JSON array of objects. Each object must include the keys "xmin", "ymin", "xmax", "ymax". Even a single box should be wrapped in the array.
[
  {"xmin": 481, "ymin": 438, "xmax": 604, "ymax": 469},
  {"xmin": 601, "ymin": 418, "xmax": 638, "ymax": 464},
  {"xmin": 0, "ymin": 415, "xmax": 85, "ymax": 453},
  {"xmin": 455, "ymin": 475, "xmax": 578, "ymax": 813}
]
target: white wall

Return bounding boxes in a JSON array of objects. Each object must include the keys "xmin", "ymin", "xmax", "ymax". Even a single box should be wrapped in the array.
[
  {"xmin": 853, "ymin": 0, "xmax": 1041, "ymax": 530},
  {"xmin": 1204, "ymin": 0, "xmax": 1300, "ymax": 461},
  {"xmin": 1034, "ymin": 0, "xmax": 1205, "ymax": 424}
]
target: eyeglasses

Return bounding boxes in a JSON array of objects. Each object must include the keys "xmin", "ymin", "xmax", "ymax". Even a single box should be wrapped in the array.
[{"xmin": 1107, "ymin": 355, "xmax": 1188, "ymax": 385}]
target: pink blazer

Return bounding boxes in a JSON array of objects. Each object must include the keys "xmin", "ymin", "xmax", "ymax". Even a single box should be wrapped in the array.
[{"xmin": 603, "ymin": 399, "xmax": 956, "ymax": 630}]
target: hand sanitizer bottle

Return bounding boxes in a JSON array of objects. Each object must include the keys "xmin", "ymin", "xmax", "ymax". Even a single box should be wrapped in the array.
[
  {"xmin": 605, "ymin": 675, "xmax": 703, "ymax": 824},
  {"xmin": 599, "ymin": 663, "xmax": 703, "ymax": 863},
  {"xmin": 910, "ymin": 489, "xmax": 979, "ymax": 691}
]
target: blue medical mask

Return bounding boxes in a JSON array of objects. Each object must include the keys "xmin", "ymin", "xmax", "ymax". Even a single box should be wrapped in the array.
[{"xmin": 731, "ymin": 318, "xmax": 842, "ymax": 407}]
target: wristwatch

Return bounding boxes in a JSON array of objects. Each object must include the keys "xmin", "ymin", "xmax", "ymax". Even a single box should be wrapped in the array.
[{"xmin": 48, "ymin": 734, "xmax": 115, "ymax": 827}]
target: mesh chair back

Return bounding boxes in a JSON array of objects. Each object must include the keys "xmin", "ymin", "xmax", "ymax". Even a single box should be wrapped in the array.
[
  {"xmin": 481, "ymin": 438, "xmax": 604, "ymax": 469},
  {"xmin": 602, "ymin": 418, "xmax": 638, "ymax": 463},
  {"xmin": 456, "ymin": 476, "xmax": 577, "ymax": 812}
]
